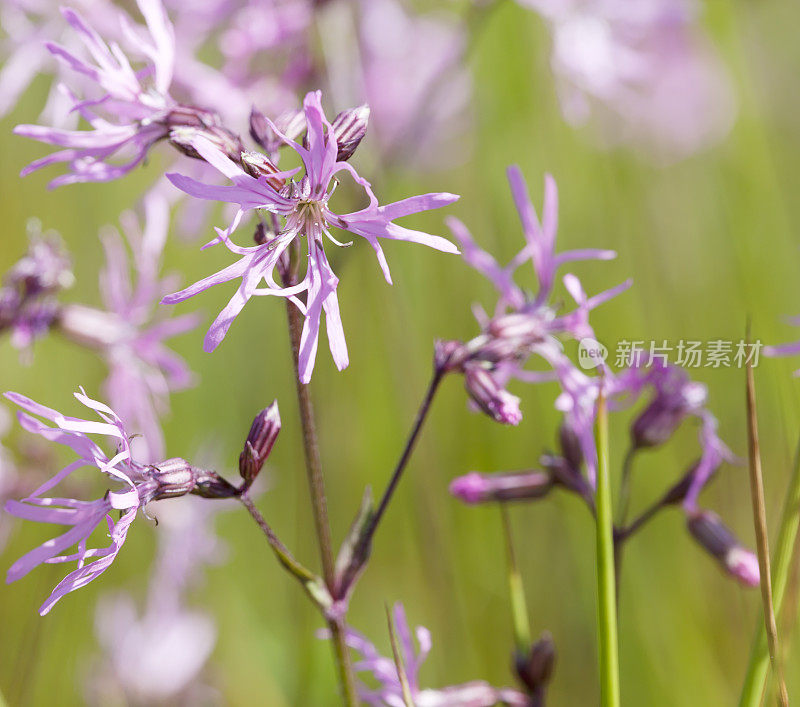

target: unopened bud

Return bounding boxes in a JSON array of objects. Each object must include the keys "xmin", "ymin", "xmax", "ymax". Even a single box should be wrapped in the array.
[
  {"xmin": 168, "ymin": 119, "xmax": 243, "ymax": 162},
  {"xmin": 331, "ymin": 104, "xmax": 370, "ymax": 162},
  {"xmin": 464, "ymin": 364, "xmax": 522, "ymax": 425},
  {"xmin": 239, "ymin": 402, "xmax": 281, "ymax": 487},
  {"xmin": 631, "ymin": 382, "xmax": 707, "ymax": 449},
  {"xmin": 559, "ymin": 422, "xmax": 583, "ymax": 472},
  {"xmin": 434, "ymin": 339, "xmax": 468, "ymax": 372},
  {"xmin": 450, "ymin": 471, "xmax": 551, "ymax": 504},
  {"xmin": 241, "ymin": 151, "xmax": 288, "ymax": 191},
  {"xmin": 687, "ymin": 510, "xmax": 760, "ymax": 587},
  {"xmin": 250, "ymin": 107, "xmax": 305, "ymax": 155},
  {"xmin": 515, "ymin": 632, "xmax": 556, "ymax": 696}
]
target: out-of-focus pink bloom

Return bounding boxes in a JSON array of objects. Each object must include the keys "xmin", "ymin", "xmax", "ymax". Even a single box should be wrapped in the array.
[
  {"xmin": 164, "ymin": 90, "xmax": 459, "ymax": 382},
  {"xmin": 0, "ymin": 223, "xmax": 74, "ymax": 355},
  {"xmin": 14, "ymin": 0, "xmax": 177, "ymax": 186},
  {"xmin": 91, "ymin": 498, "xmax": 225, "ymax": 703},
  {"xmin": 3, "ymin": 389, "xmax": 150, "ymax": 615},
  {"xmin": 765, "ymin": 317, "xmax": 800, "ymax": 375},
  {"xmin": 518, "ymin": 0, "xmax": 735, "ymax": 162},
  {"xmin": 343, "ymin": 603, "xmax": 528, "ymax": 706},
  {"xmin": 0, "ymin": 405, "xmax": 18, "ymax": 550},
  {"xmin": 57, "ymin": 189, "xmax": 199, "ymax": 462},
  {"xmin": 323, "ymin": 0, "xmax": 471, "ymax": 166}
]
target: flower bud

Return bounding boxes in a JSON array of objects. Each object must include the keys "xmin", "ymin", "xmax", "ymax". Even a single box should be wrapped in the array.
[
  {"xmin": 559, "ymin": 422, "xmax": 583, "ymax": 473},
  {"xmin": 331, "ymin": 104, "xmax": 370, "ymax": 162},
  {"xmin": 464, "ymin": 364, "xmax": 522, "ymax": 425},
  {"xmin": 434, "ymin": 339, "xmax": 468, "ymax": 372},
  {"xmin": 515, "ymin": 632, "xmax": 556, "ymax": 696},
  {"xmin": 631, "ymin": 381, "xmax": 707, "ymax": 448},
  {"xmin": 450, "ymin": 471, "xmax": 551, "ymax": 504},
  {"xmin": 687, "ymin": 510, "xmax": 760, "ymax": 587},
  {"xmin": 239, "ymin": 402, "xmax": 281, "ymax": 487},
  {"xmin": 168, "ymin": 119, "xmax": 243, "ymax": 163},
  {"xmin": 250, "ymin": 107, "xmax": 305, "ymax": 155},
  {"xmin": 241, "ymin": 151, "xmax": 288, "ymax": 191}
]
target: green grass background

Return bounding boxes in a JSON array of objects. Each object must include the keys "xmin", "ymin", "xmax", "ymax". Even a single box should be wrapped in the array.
[{"xmin": 2, "ymin": 1, "xmax": 800, "ymax": 704}]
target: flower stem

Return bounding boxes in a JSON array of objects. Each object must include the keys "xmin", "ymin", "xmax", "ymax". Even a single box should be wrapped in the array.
[
  {"xmin": 740, "ymin": 350, "xmax": 789, "ymax": 707},
  {"xmin": 594, "ymin": 386, "xmax": 620, "ymax": 707},
  {"xmin": 739, "ymin": 428, "xmax": 800, "ymax": 705},
  {"xmin": 616, "ymin": 446, "xmax": 636, "ymax": 526},
  {"xmin": 370, "ymin": 368, "xmax": 443, "ymax": 533},
  {"xmin": 500, "ymin": 505, "xmax": 532, "ymax": 654},
  {"xmin": 284, "ymin": 299, "xmax": 358, "ymax": 707}
]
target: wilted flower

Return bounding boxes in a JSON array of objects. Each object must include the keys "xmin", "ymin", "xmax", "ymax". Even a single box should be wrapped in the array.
[
  {"xmin": 342, "ymin": 603, "xmax": 528, "ymax": 706},
  {"xmin": 164, "ymin": 90, "xmax": 459, "ymax": 382},
  {"xmin": 0, "ymin": 223, "xmax": 74, "ymax": 353}
]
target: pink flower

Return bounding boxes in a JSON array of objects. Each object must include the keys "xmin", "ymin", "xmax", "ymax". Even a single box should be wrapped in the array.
[
  {"xmin": 58, "ymin": 189, "xmax": 199, "ymax": 462},
  {"xmin": 518, "ymin": 0, "xmax": 735, "ymax": 161},
  {"xmin": 14, "ymin": 0, "xmax": 177, "ymax": 186},
  {"xmin": 164, "ymin": 90, "xmax": 459, "ymax": 382},
  {"xmin": 3, "ymin": 389, "xmax": 150, "ymax": 615}
]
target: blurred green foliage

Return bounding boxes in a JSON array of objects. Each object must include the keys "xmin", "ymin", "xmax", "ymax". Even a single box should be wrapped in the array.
[{"xmin": 2, "ymin": 1, "xmax": 800, "ymax": 705}]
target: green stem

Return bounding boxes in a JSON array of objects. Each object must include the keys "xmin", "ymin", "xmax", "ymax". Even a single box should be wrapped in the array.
[
  {"xmin": 285, "ymin": 299, "xmax": 358, "ymax": 707},
  {"xmin": 595, "ymin": 387, "xmax": 620, "ymax": 707},
  {"xmin": 739, "ymin": 430, "xmax": 800, "ymax": 706},
  {"xmin": 616, "ymin": 447, "xmax": 637, "ymax": 526},
  {"xmin": 501, "ymin": 505, "xmax": 532, "ymax": 654}
]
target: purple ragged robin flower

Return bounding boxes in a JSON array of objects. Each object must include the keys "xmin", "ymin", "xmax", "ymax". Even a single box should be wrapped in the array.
[
  {"xmin": 437, "ymin": 167, "xmax": 629, "ymax": 424},
  {"xmin": 2, "ymin": 388, "xmax": 228, "ymax": 614},
  {"xmin": 0, "ymin": 223, "xmax": 74, "ymax": 354},
  {"xmin": 163, "ymin": 90, "xmax": 459, "ymax": 382},
  {"xmin": 13, "ymin": 0, "xmax": 182, "ymax": 186},
  {"xmin": 341, "ymin": 603, "xmax": 528, "ymax": 706},
  {"xmin": 57, "ymin": 190, "xmax": 199, "ymax": 462},
  {"xmin": 3, "ymin": 389, "xmax": 150, "ymax": 615}
]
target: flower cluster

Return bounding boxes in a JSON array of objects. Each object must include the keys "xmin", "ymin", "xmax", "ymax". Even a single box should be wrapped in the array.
[{"xmin": 444, "ymin": 171, "xmax": 757, "ymax": 587}]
